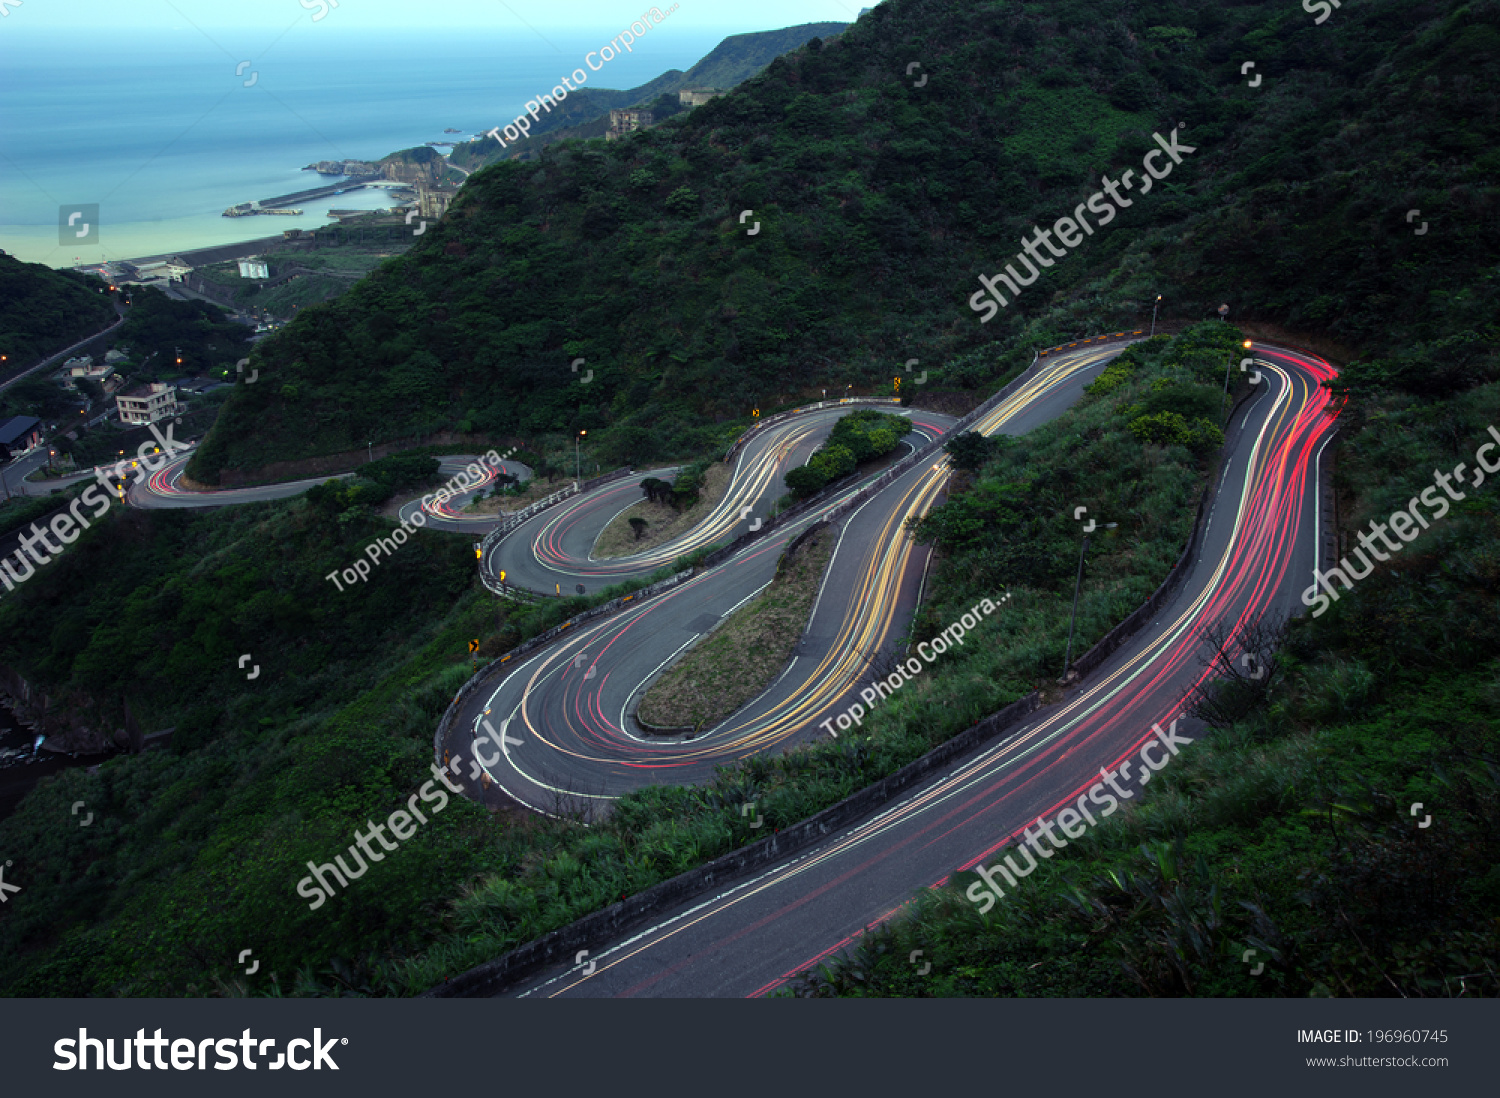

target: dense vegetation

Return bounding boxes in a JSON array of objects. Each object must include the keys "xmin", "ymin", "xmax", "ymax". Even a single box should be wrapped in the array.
[
  {"xmin": 0, "ymin": 0, "xmax": 1494, "ymax": 997},
  {"xmin": 0, "ymin": 326, "xmax": 1233, "ymax": 994},
  {"xmin": 0, "ymin": 479, "xmax": 721, "ymax": 994},
  {"xmin": 189, "ymin": 0, "xmax": 1497, "ymax": 487},
  {"xmin": 112, "ymin": 285, "xmax": 252, "ymax": 381},
  {"xmin": 0, "ymin": 253, "xmax": 115, "ymax": 377},
  {"xmin": 785, "ymin": 409, "xmax": 910, "ymax": 497},
  {"xmin": 790, "ymin": 368, "xmax": 1500, "ymax": 997}
]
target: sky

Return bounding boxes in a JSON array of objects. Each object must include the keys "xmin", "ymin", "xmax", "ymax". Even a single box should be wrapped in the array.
[{"xmin": 2, "ymin": 0, "xmax": 870, "ymax": 34}]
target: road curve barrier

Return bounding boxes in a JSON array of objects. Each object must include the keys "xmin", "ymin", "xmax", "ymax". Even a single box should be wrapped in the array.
[
  {"xmin": 724, "ymin": 397, "xmax": 903, "ymax": 464},
  {"xmin": 477, "ymin": 467, "xmax": 635, "ymax": 596},
  {"xmin": 434, "ymin": 565, "xmax": 699, "ymax": 778},
  {"xmin": 1039, "ymin": 330, "xmax": 1145, "ymax": 358}
]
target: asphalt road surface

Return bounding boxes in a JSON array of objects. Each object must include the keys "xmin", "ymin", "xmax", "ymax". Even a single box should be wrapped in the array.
[
  {"xmin": 454, "ymin": 347, "xmax": 1123, "ymax": 817},
  {"xmin": 459, "ymin": 343, "xmax": 1336, "ymax": 998}
]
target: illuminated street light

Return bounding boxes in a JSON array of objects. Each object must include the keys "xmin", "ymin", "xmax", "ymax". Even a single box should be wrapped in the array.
[{"xmin": 1223, "ymin": 340, "xmax": 1254, "ymax": 420}]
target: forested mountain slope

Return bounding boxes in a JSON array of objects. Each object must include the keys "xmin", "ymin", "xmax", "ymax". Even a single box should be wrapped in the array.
[{"xmin": 191, "ymin": 0, "xmax": 1496, "ymax": 492}]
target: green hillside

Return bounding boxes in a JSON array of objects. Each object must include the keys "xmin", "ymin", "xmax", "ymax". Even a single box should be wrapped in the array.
[
  {"xmin": 0, "ymin": 253, "xmax": 116, "ymax": 380},
  {"xmin": 0, "ymin": 0, "xmax": 1493, "ymax": 997},
  {"xmin": 189, "ymin": 0, "xmax": 1498, "ymax": 485}
]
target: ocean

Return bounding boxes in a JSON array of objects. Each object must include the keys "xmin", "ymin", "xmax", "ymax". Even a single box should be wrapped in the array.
[{"xmin": 0, "ymin": 24, "xmax": 729, "ymax": 268}]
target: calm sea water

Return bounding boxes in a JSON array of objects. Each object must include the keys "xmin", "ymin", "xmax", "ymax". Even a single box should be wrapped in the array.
[{"xmin": 0, "ymin": 26, "xmax": 727, "ymax": 267}]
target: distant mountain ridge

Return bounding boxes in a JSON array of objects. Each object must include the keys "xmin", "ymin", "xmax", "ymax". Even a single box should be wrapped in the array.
[{"xmin": 447, "ymin": 21, "xmax": 850, "ymax": 168}]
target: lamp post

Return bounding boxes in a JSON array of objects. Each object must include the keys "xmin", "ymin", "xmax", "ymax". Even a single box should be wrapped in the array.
[
  {"xmin": 1062, "ymin": 522, "xmax": 1117, "ymax": 682},
  {"xmin": 367, "ymin": 441, "xmax": 373, "ymax": 463},
  {"xmin": 576, "ymin": 429, "xmax": 586, "ymax": 483},
  {"xmin": 1222, "ymin": 340, "xmax": 1253, "ymax": 421},
  {"xmin": 1150, "ymin": 294, "xmax": 1161, "ymax": 338}
]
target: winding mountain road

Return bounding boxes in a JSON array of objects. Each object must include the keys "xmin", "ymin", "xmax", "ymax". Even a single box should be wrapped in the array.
[
  {"xmin": 448, "ymin": 344, "xmax": 1128, "ymax": 809},
  {"xmin": 439, "ymin": 342, "xmax": 1335, "ymax": 998}
]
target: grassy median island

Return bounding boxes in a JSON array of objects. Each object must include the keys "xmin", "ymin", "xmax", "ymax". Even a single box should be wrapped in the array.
[
  {"xmin": 636, "ymin": 529, "xmax": 834, "ymax": 731},
  {"xmin": 592, "ymin": 460, "xmax": 731, "ymax": 560}
]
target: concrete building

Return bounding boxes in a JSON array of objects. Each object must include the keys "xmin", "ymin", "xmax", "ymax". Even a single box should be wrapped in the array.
[
  {"xmin": 606, "ymin": 108, "xmax": 655, "ymax": 141},
  {"xmin": 678, "ymin": 88, "xmax": 725, "ymax": 107},
  {"xmin": 238, "ymin": 259, "xmax": 270, "ymax": 279},
  {"xmin": 135, "ymin": 258, "xmax": 192, "ymax": 282},
  {"xmin": 116, "ymin": 383, "xmax": 181, "ymax": 426},
  {"xmin": 66, "ymin": 356, "xmax": 112, "ymax": 387},
  {"xmin": 416, "ymin": 183, "xmax": 459, "ymax": 220}
]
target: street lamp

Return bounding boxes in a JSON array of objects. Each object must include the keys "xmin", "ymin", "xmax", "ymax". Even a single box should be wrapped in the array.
[
  {"xmin": 367, "ymin": 441, "xmax": 373, "ymax": 463},
  {"xmin": 1222, "ymin": 340, "xmax": 1253, "ymax": 420},
  {"xmin": 1150, "ymin": 294, "xmax": 1161, "ymax": 338},
  {"xmin": 1061, "ymin": 522, "xmax": 1118, "ymax": 682},
  {"xmin": 576, "ymin": 429, "xmax": 586, "ymax": 482}
]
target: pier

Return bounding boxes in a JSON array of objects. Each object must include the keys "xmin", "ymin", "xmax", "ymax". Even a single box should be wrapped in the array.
[{"xmin": 223, "ymin": 181, "xmax": 369, "ymax": 218}]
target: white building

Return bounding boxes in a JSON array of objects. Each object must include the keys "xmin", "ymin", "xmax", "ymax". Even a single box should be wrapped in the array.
[
  {"xmin": 238, "ymin": 259, "xmax": 270, "ymax": 279},
  {"xmin": 116, "ymin": 383, "xmax": 181, "ymax": 426}
]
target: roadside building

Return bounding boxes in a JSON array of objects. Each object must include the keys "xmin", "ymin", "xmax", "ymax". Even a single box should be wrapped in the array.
[
  {"xmin": 115, "ymin": 383, "xmax": 181, "ymax": 426},
  {"xmin": 0, "ymin": 415, "xmax": 43, "ymax": 461}
]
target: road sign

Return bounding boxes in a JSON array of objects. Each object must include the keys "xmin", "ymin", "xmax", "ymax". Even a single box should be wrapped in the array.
[{"xmin": 468, "ymin": 639, "xmax": 479, "ymax": 653}]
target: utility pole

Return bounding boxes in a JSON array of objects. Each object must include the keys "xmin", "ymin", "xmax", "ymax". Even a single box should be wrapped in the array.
[
  {"xmin": 1222, "ymin": 340, "xmax": 1253, "ymax": 421},
  {"xmin": 1061, "ymin": 523, "xmax": 1117, "ymax": 683}
]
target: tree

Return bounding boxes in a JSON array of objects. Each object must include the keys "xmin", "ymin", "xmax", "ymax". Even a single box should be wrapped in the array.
[
  {"xmin": 640, "ymin": 476, "xmax": 672, "ymax": 505},
  {"xmin": 785, "ymin": 463, "xmax": 827, "ymax": 499},
  {"xmin": 945, "ymin": 431, "xmax": 997, "ymax": 472},
  {"xmin": 629, "ymin": 516, "xmax": 648, "ymax": 541},
  {"xmin": 664, "ymin": 186, "xmax": 700, "ymax": 218}
]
